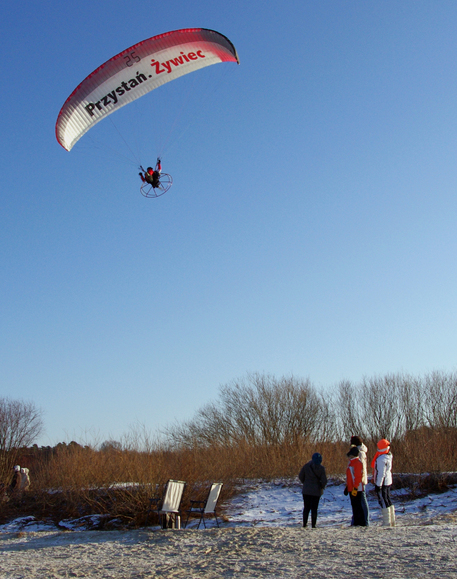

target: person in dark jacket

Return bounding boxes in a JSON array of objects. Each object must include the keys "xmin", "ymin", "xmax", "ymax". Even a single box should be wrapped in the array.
[
  {"xmin": 9, "ymin": 465, "xmax": 21, "ymax": 493},
  {"xmin": 139, "ymin": 159, "xmax": 162, "ymax": 188},
  {"xmin": 298, "ymin": 452, "xmax": 327, "ymax": 528}
]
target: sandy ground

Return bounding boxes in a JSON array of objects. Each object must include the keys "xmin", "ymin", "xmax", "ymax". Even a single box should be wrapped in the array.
[
  {"xmin": 1, "ymin": 523, "xmax": 457, "ymax": 578},
  {"xmin": 1, "ymin": 480, "xmax": 457, "ymax": 578}
]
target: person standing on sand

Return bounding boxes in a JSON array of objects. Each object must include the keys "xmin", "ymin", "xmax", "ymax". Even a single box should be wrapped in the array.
[
  {"xmin": 298, "ymin": 452, "xmax": 327, "ymax": 528},
  {"xmin": 350, "ymin": 436, "xmax": 370, "ymax": 525},
  {"xmin": 372, "ymin": 438, "xmax": 395, "ymax": 526},
  {"xmin": 345, "ymin": 446, "xmax": 366, "ymax": 526}
]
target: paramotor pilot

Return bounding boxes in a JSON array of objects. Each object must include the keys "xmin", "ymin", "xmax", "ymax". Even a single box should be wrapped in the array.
[{"xmin": 139, "ymin": 159, "xmax": 162, "ymax": 188}]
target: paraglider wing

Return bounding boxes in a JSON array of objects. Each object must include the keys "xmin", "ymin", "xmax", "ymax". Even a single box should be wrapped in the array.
[{"xmin": 56, "ymin": 28, "xmax": 239, "ymax": 151}]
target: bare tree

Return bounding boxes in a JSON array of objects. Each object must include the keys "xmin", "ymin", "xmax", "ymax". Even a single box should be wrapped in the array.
[
  {"xmin": 315, "ymin": 389, "xmax": 339, "ymax": 442},
  {"xmin": 167, "ymin": 373, "xmax": 326, "ymax": 448},
  {"xmin": 396, "ymin": 374, "xmax": 425, "ymax": 433},
  {"xmin": 358, "ymin": 375, "xmax": 406, "ymax": 441},
  {"xmin": 0, "ymin": 398, "xmax": 44, "ymax": 483},
  {"xmin": 100, "ymin": 440, "xmax": 123, "ymax": 453},
  {"xmin": 336, "ymin": 373, "xmax": 426, "ymax": 442},
  {"xmin": 335, "ymin": 380, "xmax": 367, "ymax": 441},
  {"xmin": 423, "ymin": 371, "xmax": 457, "ymax": 429}
]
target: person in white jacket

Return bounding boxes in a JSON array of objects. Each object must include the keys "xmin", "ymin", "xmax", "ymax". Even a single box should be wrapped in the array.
[
  {"xmin": 350, "ymin": 436, "xmax": 370, "ymax": 526},
  {"xmin": 20, "ymin": 468, "xmax": 31, "ymax": 491},
  {"xmin": 371, "ymin": 438, "xmax": 394, "ymax": 526}
]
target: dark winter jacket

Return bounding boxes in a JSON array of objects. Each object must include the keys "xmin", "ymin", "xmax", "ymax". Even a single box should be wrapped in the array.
[
  {"xmin": 10, "ymin": 471, "xmax": 20, "ymax": 490},
  {"xmin": 299, "ymin": 460, "xmax": 327, "ymax": 497}
]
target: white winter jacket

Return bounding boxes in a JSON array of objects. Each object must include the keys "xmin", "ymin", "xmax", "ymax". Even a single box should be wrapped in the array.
[
  {"xmin": 20, "ymin": 468, "xmax": 30, "ymax": 491},
  {"xmin": 357, "ymin": 443, "xmax": 368, "ymax": 486},
  {"xmin": 373, "ymin": 452, "xmax": 393, "ymax": 486}
]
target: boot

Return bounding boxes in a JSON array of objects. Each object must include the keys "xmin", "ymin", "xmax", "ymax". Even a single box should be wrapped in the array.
[
  {"xmin": 382, "ymin": 508, "xmax": 390, "ymax": 526},
  {"xmin": 388, "ymin": 505, "xmax": 396, "ymax": 527}
]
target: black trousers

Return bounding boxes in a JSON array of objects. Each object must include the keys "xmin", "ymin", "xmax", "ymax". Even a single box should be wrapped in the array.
[
  {"xmin": 350, "ymin": 492, "xmax": 366, "ymax": 526},
  {"xmin": 303, "ymin": 494, "xmax": 321, "ymax": 528},
  {"xmin": 375, "ymin": 484, "xmax": 392, "ymax": 508}
]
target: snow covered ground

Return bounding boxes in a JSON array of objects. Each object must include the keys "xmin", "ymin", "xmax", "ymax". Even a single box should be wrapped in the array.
[
  {"xmin": 1, "ymin": 479, "xmax": 457, "ymax": 578},
  {"xmin": 225, "ymin": 478, "xmax": 457, "ymax": 528}
]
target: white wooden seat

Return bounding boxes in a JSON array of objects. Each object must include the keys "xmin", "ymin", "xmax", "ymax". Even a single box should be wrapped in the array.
[
  {"xmin": 184, "ymin": 482, "xmax": 223, "ymax": 529},
  {"xmin": 148, "ymin": 479, "xmax": 186, "ymax": 529}
]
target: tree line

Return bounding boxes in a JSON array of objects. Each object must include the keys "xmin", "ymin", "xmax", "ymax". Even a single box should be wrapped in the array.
[
  {"xmin": 2, "ymin": 370, "xmax": 457, "ymax": 484},
  {"xmin": 166, "ymin": 371, "xmax": 457, "ymax": 448}
]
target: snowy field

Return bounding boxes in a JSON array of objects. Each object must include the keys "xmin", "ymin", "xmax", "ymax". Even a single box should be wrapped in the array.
[{"xmin": 1, "ymin": 479, "xmax": 457, "ymax": 578}]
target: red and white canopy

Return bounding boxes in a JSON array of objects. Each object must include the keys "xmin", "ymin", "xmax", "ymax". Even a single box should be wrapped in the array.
[{"xmin": 56, "ymin": 28, "xmax": 239, "ymax": 151}]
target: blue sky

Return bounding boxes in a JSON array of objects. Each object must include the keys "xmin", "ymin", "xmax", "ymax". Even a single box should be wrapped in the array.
[{"xmin": 2, "ymin": 1, "xmax": 457, "ymax": 446}]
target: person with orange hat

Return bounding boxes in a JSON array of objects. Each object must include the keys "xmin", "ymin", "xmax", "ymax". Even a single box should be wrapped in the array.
[
  {"xmin": 371, "ymin": 438, "xmax": 394, "ymax": 526},
  {"xmin": 345, "ymin": 446, "xmax": 366, "ymax": 526}
]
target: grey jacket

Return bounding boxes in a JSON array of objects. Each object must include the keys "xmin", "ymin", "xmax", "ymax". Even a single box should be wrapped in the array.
[{"xmin": 299, "ymin": 460, "xmax": 327, "ymax": 497}]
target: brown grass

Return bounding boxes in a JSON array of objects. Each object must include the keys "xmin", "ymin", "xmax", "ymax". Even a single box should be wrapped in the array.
[{"xmin": 2, "ymin": 427, "xmax": 456, "ymax": 528}]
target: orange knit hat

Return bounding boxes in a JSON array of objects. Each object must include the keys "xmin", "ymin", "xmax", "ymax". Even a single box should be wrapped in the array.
[
  {"xmin": 371, "ymin": 438, "xmax": 391, "ymax": 470},
  {"xmin": 377, "ymin": 439, "xmax": 390, "ymax": 451}
]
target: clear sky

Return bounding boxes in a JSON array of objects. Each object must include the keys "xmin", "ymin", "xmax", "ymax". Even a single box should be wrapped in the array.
[{"xmin": 2, "ymin": 1, "xmax": 457, "ymax": 446}]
